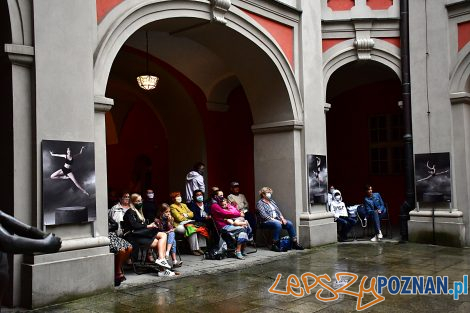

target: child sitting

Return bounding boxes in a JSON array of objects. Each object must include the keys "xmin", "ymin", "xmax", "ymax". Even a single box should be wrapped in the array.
[{"xmin": 155, "ymin": 203, "xmax": 183, "ymax": 268}]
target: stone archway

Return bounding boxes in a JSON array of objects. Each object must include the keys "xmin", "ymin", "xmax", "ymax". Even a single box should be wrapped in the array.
[
  {"xmin": 323, "ymin": 38, "xmax": 401, "ymax": 90},
  {"xmin": 93, "ymin": 0, "xmax": 304, "ymax": 229}
]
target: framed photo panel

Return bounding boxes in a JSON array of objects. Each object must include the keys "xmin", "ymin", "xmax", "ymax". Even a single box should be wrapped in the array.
[
  {"xmin": 42, "ymin": 140, "xmax": 96, "ymax": 225},
  {"xmin": 308, "ymin": 154, "xmax": 328, "ymax": 204},
  {"xmin": 415, "ymin": 152, "xmax": 451, "ymax": 203}
]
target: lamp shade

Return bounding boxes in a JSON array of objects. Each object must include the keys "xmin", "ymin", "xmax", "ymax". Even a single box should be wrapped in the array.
[{"xmin": 136, "ymin": 74, "xmax": 159, "ymax": 90}]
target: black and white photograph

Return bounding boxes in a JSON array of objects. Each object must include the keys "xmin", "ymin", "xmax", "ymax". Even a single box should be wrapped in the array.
[
  {"xmin": 308, "ymin": 154, "xmax": 328, "ymax": 204},
  {"xmin": 415, "ymin": 152, "xmax": 451, "ymax": 203},
  {"xmin": 42, "ymin": 140, "xmax": 96, "ymax": 225}
]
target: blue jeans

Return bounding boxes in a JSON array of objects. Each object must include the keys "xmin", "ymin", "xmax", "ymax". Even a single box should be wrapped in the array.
[
  {"xmin": 167, "ymin": 231, "xmax": 176, "ymax": 254},
  {"xmin": 336, "ymin": 217, "xmax": 356, "ymax": 238},
  {"xmin": 367, "ymin": 210, "xmax": 387, "ymax": 234},
  {"xmin": 261, "ymin": 220, "xmax": 296, "ymax": 241}
]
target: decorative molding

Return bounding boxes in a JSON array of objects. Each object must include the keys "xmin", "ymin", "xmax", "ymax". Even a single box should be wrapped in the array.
[
  {"xmin": 300, "ymin": 211, "xmax": 332, "ymax": 221},
  {"xmin": 410, "ymin": 210, "xmax": 463, "ymax": 217},
  {"xmin": 59, "ymin": 236, "xmax": 110, "ymax": 252},
  {"xmin": 4, "ymin": 44, "xmax": 34, "ymax": 66},
  {"xmin": 210, "ymin": 0, "xmax": 232, "ymax": 24},
  {"xmin": 446, "ymin": 0, "xmax": 470, "ymax": 19},
  {"xmin": 450, "ymin": 92, "xmax": 470, "ymax": 105},
  {"xmin": 353, "ymin": 21, "xmax": 374, "ymax": 60},
  {"xmin": 354, "ymin": 37, "xmax": 375, "ymax": 59},
  {"xmin": 94, "ymin": 95, "xmax": 114, "ymax": 113},
  {"xmin": 324, "ymin": 102, "xmax": 332, "ymax": 112},
  {"xmin": 251, "ymin": 119, "xmax": 304, "ymax": 133}
]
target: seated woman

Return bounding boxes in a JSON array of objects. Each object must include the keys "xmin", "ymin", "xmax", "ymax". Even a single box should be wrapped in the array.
[
  {"xmin": 170, "ymin": 191, "xmax": 207, "ymax": 256},
  {"xmin": 211, "ymin": 196, "xmax": 250, "ymax": 260},
  {"xmin": 255, "ymin": 187, "xmax": 304, "ymax": 252},
  {"xmin": 154, "ymin": 203, "xmax": 183, "ymax": 268},
  {"xmin": 328, "ymin": 189, "xmax": 356, "ymax": 242},
  {"xmin": 363, "ymin": 184, "xmax": 387, "ymax": 242},
  {"xmin": 108, "ymin": 191, "xmax": 131, "ymax": 237},
  {"xmin": 108, "ymin": 214, "xmax": 133, "ymax": 286},
  {"xmin": 122, "ymin": 193, "xmax": 172, "ymax": 272},
  {"xmin": 188, "ymin": 190, "xmax": 217, "ymax": 248}
]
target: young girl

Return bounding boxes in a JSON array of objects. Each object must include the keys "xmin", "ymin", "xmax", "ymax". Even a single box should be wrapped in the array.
[{"xmin": 155, "ymin": 203, "xmax": 183, "ymax": 268}]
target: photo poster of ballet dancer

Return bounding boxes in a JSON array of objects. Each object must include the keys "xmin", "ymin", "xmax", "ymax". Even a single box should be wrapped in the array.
[
  {"xmin": 414, "ymin": 152, "xmax": 451, "ymax": 203},
  {"xmin": 307, "ymin": 154, "xmax": 328, "ymax": 204},
  {"xmin": 41, "ymin": 140, "xmax": 96, "ymax": 226}
]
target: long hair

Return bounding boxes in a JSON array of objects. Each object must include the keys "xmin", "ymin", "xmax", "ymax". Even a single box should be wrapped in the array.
[
  {"xmin": 130, "ymin": 193, "xmax": 145, "ymax": 222},
  {"xmin": 159, "ymin": 203, "xmax": 174, "ymax": 225}
]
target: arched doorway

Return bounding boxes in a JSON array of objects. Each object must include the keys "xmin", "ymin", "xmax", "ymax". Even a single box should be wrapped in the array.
[
  {"xmin": 95, "ymin": 2, "xmax": 304, "ymax": 222},
  {"xmin": 105, "ymin": 38, "xmax": 255, "ymax": 204},
  {"xmin": 326, "ymin": 60, "xmax": 403, "ymax": 224}
]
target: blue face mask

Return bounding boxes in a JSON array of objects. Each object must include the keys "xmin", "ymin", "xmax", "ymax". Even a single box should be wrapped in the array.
[{"xmin": 196, "ymin": 195, "xmax": 204, "ymax": 202}]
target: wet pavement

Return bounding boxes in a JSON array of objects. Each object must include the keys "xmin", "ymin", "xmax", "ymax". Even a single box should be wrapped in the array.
[{"xmin": 4, "ymin": 238, "xmax": 470, "ymax": 312}]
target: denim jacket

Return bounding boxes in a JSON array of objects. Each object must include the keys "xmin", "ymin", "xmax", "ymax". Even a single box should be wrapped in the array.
[{"xmin": 364, "ymin": 192, "xmax": 386, "ymax": 214}]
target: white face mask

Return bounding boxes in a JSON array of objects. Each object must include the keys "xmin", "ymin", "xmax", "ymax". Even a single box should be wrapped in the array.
[
  {"xmin": 334, "ymin": 195, "xmax": 341, "ymax": 201},
  {"xmin": 147, "ymin": 193, "xmax": 154, "ymax": 199},
  {"xmin": 265, "ymin": 192, "xmax": 272, "ymax": 199},
  {"xmin": 175, "ymin": 196, "xmax": 182, "ymax": 203}
]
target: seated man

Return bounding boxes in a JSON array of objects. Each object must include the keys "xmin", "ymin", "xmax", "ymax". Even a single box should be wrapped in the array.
[
  {"xmin": 255, "ymin": 186, "xmax": 304, "ymax": 252},
  {"xmin": 328, "ymin": 189, "xmax": 356, "ymax": 242},
  {"xmin": 363, "ymin": 184, "xmax": 387, "ymax": 242},
  {"xmin": 227, "ymin": 181, "xmax": 256, "ymax": 234}
]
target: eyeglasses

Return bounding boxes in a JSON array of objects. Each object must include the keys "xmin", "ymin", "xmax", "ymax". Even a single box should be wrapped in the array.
[{"xmin": 122, "ymin": 196, "xmax": 130, "ymax": 199}]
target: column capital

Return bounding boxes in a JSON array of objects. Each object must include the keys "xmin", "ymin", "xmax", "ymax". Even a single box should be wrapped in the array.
[
  {"xmin": 94, "ymin": 95, "xmax": 114, "ymax": 112},
  {"xmin": 4, "ymin": 44, "xmax": 34, "ymax": 67}
]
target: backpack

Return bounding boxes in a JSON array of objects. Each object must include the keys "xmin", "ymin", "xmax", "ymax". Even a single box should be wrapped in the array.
[
  {"xmin": 346, "ymin": 205, "xmax": 358, "ymax": 218},
  {"xmin": 356, "ymin": 204, "xmax": 368, "ymax": 227}
]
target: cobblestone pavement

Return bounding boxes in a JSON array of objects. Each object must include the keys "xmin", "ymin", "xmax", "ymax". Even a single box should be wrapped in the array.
[{"xmin": 4, "ymin": 239, "xmax": 470, "ymax": 312}]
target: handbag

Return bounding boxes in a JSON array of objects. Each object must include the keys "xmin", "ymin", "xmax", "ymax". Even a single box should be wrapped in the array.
[
  {"xmin": 279, "ymin": 236, "xmax": 292, "ymax": 251},
  {"xmin": 131, "ymin": 227, "xmax": 158, "ymax": 238}
]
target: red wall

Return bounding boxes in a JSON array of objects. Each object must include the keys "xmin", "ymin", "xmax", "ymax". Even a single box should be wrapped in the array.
[
  {"xmin": 367, "ymin": 0, "xmax": 393, "ymax": 10},
  {"xmin": 458, "ymin": 21, "xmax": 470, "ymax": 51},
  {"xmin": 326, "ymin": 80, "xmax": 403, "ymax": 224},
  {"xmin": 327, "ymin": 0, "xmax": 355, "ymax": 11},
  {"xmin": 106, "ymin": 101, "xmax": 169, "ymax": 203},
  {"xmin": 205, "ymin": 87, "xmax": 255, "ymax": 210},
  {"xmin": 96, "ymin": 0, "xmax": 123, "ymax": 22},
  {"xmin": 106, "ymin": 49, "xmax": 255, "ymax": 208}
]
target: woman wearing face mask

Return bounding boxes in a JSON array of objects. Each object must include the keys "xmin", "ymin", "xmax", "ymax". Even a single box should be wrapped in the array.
[
  {"xmin": 188, "ymin": 190, "xmax": 218, "ymax": 248},
  {"xmin": 329, "ymin": 189, "xmax": 356, "ymax": 242},
  {"xmin": 256, "ymin": 187, "xmax": 304, "ymax": 252},
  {"xmin": 122, "ymin": 193, "xmax": 172, "ymax": 272},
  {"xmin": 170, "ymin": 191, "xmax": 207, "ymax": 255}
]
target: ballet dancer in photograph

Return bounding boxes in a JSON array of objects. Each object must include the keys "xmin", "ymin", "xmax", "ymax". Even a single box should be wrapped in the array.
[{"xmin": 49, "ymin": 146, "xmax": 89, "ymax": 196}]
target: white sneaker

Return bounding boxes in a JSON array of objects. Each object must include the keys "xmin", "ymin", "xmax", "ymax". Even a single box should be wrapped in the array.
[
  {"xmin": 155, "ymin": 258, "xmax": 171, "ymax": 269},
  {"xmin": 370, "ymin": 236, "xmax": 378, "ymax": 242},
  {"xmin": 158, "ymin": 269, "xmax": 175, "ymax": 277},
  {"xmin": 378, "ymin": 231, "xmax": 383, "ymax": 239}
]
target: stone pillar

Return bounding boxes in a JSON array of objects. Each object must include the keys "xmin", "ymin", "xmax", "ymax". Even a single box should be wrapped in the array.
[
  {"xmin": 408, "ymin": 92, "xmax": 469, "ymax": 247},
  {"xmin": 252, "ymin": 121, "xmax": 303, "ymax": 237},
  {"xmin": 4, "ymin": 43, "xmax": 35, "ymax": 308}
]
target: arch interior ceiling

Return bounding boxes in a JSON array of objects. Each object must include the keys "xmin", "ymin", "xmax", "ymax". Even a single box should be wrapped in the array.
[
  {"xmin": 111, "ymin": 17, "xmax": 294, "ymax": 125},
  {"xmin": 326, "ymin": 60, "xmax": 399, "ymax": 101}
]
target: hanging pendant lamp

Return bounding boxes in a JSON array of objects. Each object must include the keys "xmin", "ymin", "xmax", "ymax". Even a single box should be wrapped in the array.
[{"xmin": 137, "ymin": 31, "xmax": 159, "ymax": 90}]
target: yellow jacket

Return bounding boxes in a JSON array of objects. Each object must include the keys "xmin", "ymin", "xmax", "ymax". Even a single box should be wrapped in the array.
[{"xmin": 170, "ymin": 203, "xmax": 194, "ymax": 227}]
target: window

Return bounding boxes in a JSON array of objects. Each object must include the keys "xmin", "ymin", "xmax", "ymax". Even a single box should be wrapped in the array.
[{"xmin": 369, "ymin": 114, "xmax": 404, "ymax": 175}]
